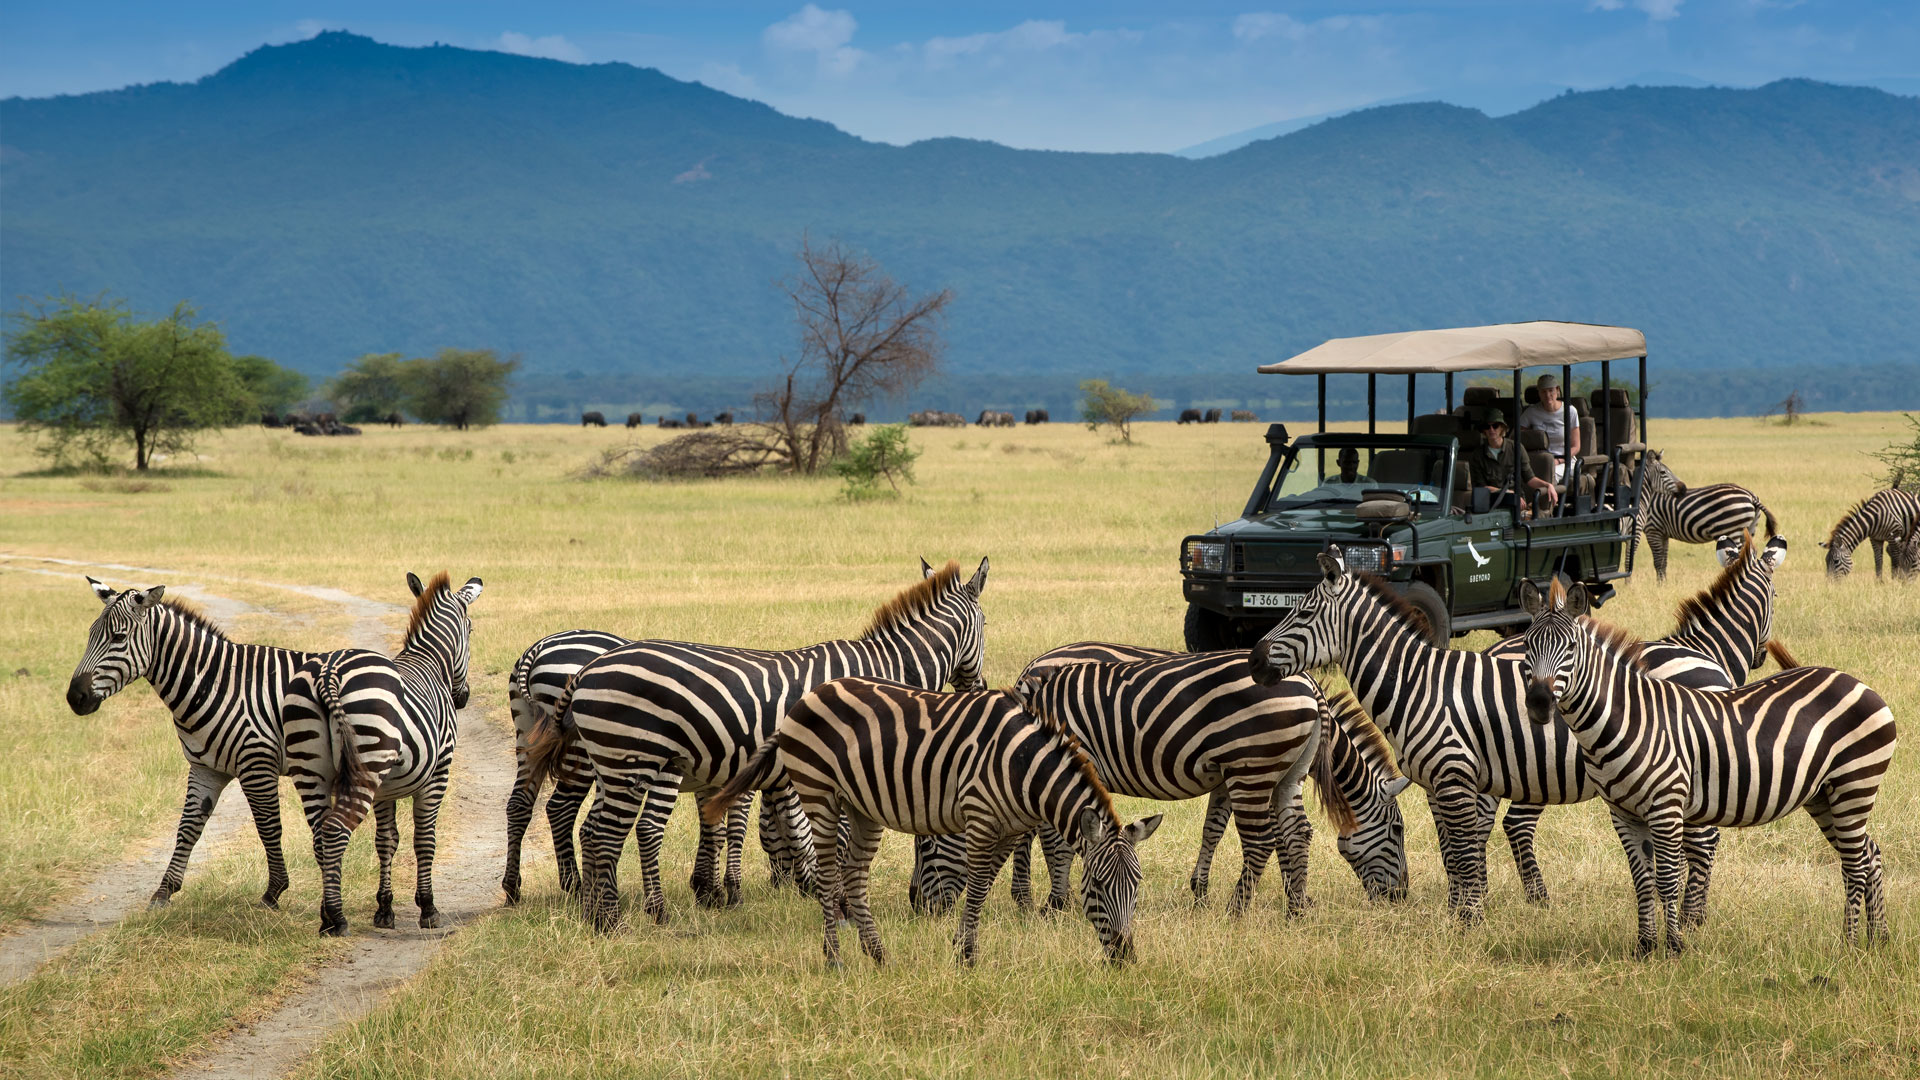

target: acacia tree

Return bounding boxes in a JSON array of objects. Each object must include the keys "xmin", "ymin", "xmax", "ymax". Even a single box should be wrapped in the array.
[
  {"xmin": 4, "ymin": 295, "xmax": 246, "ymax": 470},
  {"xmin": 329, "ymin": 352, "xmax": 412, "ymax": 422},
  {"xmin": 232, "ymin": 355, "xmax": 309, "ymax": 417},
  {"xmin": 404, "ymin": 347, "xmax": 518, "ymax": 430},
  {"xmin": 758, "ymin": 237, "xmax": 953, "ymax": 474},
  {"xmin": 1080, "ymin": 378, "xmax": 1156, "ymax": 445}
]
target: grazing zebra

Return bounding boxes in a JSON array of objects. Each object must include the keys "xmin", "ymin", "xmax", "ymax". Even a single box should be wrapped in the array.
[
  {"xmin": 1631, "ymin": 450, "xmax": 1776, "ymax": 582},
  {"xmin": 1479, "ymin": 532, "xmax": 1794, "ymax": 907},
  {"xmin": 65, "ymin": 579, "xmax": 325, "ymax": 910},
  {"xmin": 1819, "ymin": 488, "xmax": 1920, "ymax": 580},
  {"xmin": 1248, "ymin": 550, "xmax": 1721, "ymax": 925},
  {"xmin": 1014, "ymin": 642, "xmax": 1410, "ymax": 910},
  {"xmin": 529, "ymin": 558, "xmax": 989, "ymax": 931},
  {"xmin": 282, "ymin": 572, "xmax": 482, "ymax": 935},
  {"xmin": 702, "ymin": 678, "xmax": 1163, "ymax": 967},
  {"xmin": 1518, "ymin": 578, "xmax": 1895, "ymax": 954}
]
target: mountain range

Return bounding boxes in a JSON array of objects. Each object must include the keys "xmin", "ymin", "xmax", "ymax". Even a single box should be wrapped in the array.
[{"xmin": 3, "ymin": 32, "xmax": 1918, "ymax": 420}]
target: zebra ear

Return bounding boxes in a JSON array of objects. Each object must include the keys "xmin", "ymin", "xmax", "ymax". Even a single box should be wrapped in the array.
[
  {"xmin": 1078, "ymin": 807, "xmax": 1109, "ymax": 845},
  {"xmin": 1383, "ymin": 776, "xmax": 1413, "ymax": 798},
  {"xmin": 1564, "ymin": 583, "xmax": 1590, "ymax": 618},
  {"xmin": 1764, "ymin": 537, "xmax": 1789, "ymax": 569},
  {"xmin": 1519, "ymin": 579, "xmax": 1545, "ymax": 618},
  {"xmin": 458, "ymin": 577, "xmax": 484, "ymax": 604},
  {"xmin": 920, "ymin": 557, "xmax": 935, "ymax": 579},
  {"xmin": 129, "ymin": 585, "xmax": 166, "ymax": 610},
  {"xmin": 967, "ymin": 556, "xmax": 989, "ymax": 596},
  {"xmin": 407, "ymin": 572, "xmax": 425, "ymax": 597},
  {"xmin": 87, "ymin": 576, "xmax": 116, "ymax": 605},
  {"xmin": 1123, "ymin": 814, "xmax": 1164, "ymax": 846},
  {"xmin": 1317, "ymin": 550, "xmax": 1343, "ymax": 580},
  {"xmin": 1011, "ymin": 673, "xmax": 1042, "ymax": 708}
]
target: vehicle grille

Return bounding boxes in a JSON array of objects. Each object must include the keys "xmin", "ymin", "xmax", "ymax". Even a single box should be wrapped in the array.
[{"xmin": 1233, "ymin": 541, "xmax": 1323, "ymax": 576}]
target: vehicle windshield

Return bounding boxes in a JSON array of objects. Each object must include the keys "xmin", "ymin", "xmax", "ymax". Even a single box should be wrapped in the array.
[{"xmin": 1266, "ymin": 443, "xmax": 1453, "ymax": 511}]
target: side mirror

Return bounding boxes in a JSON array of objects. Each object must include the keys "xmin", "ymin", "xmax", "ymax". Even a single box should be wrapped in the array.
[{"xmin": 1470, "ymin": 487, "xmax": 1492, "ymax": 515}]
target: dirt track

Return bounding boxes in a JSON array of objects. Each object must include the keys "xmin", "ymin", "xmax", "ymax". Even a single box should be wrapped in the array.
[{"xmin": 0, "ymin": 554, "xmax": 519, "ymax": 1077}]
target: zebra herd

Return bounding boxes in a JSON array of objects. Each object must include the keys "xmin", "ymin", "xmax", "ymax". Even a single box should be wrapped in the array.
[{"xmin": 55, "ymin": 472, "xmax": 1906, "ymax": 962}]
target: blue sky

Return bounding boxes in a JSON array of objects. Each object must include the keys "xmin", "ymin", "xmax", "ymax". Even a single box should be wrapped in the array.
[{"xmin": 3, "ymin": 2, "xmax": 1915, "ymax": 152}]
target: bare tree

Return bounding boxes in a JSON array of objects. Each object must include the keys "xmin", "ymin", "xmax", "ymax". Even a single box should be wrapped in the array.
[{"xmin": 757, "ymin": 237, "xmax": 953, "ymax": 474}]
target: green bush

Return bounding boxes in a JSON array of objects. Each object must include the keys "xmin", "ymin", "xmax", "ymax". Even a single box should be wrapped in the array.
[{"xmin": 832, "ymin": 424, "xmax": 919, "ymax": 501}]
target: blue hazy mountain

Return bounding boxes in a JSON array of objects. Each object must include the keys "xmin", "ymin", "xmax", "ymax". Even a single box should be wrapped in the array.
[{"xmin": 4, "ymin": 32, "xmax": 1917, "ymax": 418}]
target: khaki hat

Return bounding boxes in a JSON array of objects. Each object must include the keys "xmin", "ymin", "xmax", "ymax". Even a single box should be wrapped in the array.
[{"xmin": 1536, "ymin": 374, "xmax": 1560, "ymax": 390}]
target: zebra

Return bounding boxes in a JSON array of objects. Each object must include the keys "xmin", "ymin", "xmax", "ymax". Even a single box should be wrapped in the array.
[
  {"xmin": 1819, "ymin": 487, "xmax": 1920, "ymax": 581},
  {"xmin": 65, "ymin": 578, "xmax": 325, "ymax": 910},
  {"xmin": 1630, "ymin": 450, "xmax": 1776, "ymax": 582},
  {"xmin": 1012, "ymin": 642, "xmax": 1409, "ymax": 911},
  {"xmin": 528, "ymin": 557, "xmax": 989, "ymax": 931},
  {"xmin": 281, "ymin": 572, "xmax": 482, "ymax": 935},
  {"xmin": 701, "ymin": 677, "xmax": 1163, "ymax": 967},
  {"xmin": 1248, "ymin": 549, "xmax": 1723, "ymax": 925},
  {"xmin": 1478, "ymin": 532, "xmax": 1795, "ymax": 907},
  {"xmin": 1517, "ymin": 578, "xmax": 1895, "ymax": 954}
]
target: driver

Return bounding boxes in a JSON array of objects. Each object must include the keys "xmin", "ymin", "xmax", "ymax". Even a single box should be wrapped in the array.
[
  {"xmin": 1468, "ymin": 416, "xmax": 1557, "ymax": 512},
  {"xmin": 1332, "ymin": 447, "xmax": 1371, "ymax": 485}
]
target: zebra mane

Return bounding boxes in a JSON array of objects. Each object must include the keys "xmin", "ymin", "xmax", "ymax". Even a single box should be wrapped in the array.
[
  {"xmin": 405, "ymin": 571, "xmax": 453, "ymax": 645},
  {"xmin": 160, "ymin": 598, "xmax": 229, "ymax": 641},
  {"xmin": 1349, "ymin": 571, "xmax": 1434, "ymax": 643},
  {"xmin": 1329, "ymin": 688, "xmax": 1399, "ymax": 780},
  {"xmin": 1826, "ymin": 494, "xmax": 1877, "ymax": 548},
  {"xmin": 863, "ymin": 561, "xmax": 963, "ymax": 639},
  {"xmin": 1672, "ymin": 529, "xmax": 1755, "ymax": 632},
  {"xmin": 1575, "ymin": 616, "xmax": 1649, "ymax": 673},
  {"xmin": 1019, "ymin": 693, "xmax": 1123, "ymax": 830}
]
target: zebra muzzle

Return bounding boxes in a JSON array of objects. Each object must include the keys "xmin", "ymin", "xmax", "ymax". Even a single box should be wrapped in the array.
[
  {"xmin": 66, "ymin": 674, "xmax": 102, "ymax": 715},
  {"xmin": 1524, "ymin": 680, "xmax": 1557, "ymax": 726}
]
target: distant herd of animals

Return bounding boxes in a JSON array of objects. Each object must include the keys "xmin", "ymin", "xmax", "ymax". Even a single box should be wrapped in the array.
[
  {"xmin": 259, "ymin": 410, "xmax": 403, "ymax": 435},
  {"xmin": 58, "ymin": 460, "xmax": 1914, "ymax": 966},
  {"xmin": 256, "ymin": 406, "xmax": 1277, "ymax": 434}
]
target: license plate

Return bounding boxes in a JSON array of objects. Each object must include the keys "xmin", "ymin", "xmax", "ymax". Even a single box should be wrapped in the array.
[{"xmin": 1242, "ymin": 592, "xmax": 1302, "ymax": 609}]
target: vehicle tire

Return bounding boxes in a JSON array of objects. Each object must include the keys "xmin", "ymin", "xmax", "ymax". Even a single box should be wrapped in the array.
[
  {"xmin": 1183, "ymin": 604, "xmax": 1233, "ymax": 652},
  {"xmin": 1399, "ymin": 582, "xmax": 1451, "ymax": 646}
]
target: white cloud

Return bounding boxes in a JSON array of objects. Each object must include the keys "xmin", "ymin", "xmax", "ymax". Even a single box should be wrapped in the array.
[
  {"xmin": 764, "ymin": 5, "xmax": 864, "ymax": 75},
  {"xmin": 1232, "ymin": 14, "xmax": 1309, "ymax": 43},
  {"xmin": 1588, "ymin": 0, "xmax": 1685, "ymax": 19},
  {"xmin": 495, "ymin": 32, "xmax": 585, "ymax": 63},
  {"xmin": 698, "ymin": 61, "xmax": 761, "ymax": 98},
  {"xmin": 293, "ymin": 20, "xmax": 334, "ymax": 40}
]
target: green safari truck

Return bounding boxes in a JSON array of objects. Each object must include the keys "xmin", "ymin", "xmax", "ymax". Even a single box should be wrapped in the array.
[{"xmin": 1180, "ymin": 321, "xmax": 1652, "ymax": 649}]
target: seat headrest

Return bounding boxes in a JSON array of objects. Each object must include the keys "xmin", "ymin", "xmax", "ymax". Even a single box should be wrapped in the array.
[
  {"xmin": 1517, "ymin": 428, "xmax": 1549, "ymax": 451},
  {"xmin": 1523, "ymin": 385, "xmax": 1540, "ymax": 405},
  {"xmin": 1603, "ymin": 387, "xmax": 1631, "ymax": 405},
  {"xmin": 1462, "ymin": 386, "xmax": 1498, "ymax": 406},
  {"xmin": 1409, "ymin": 414, "xmax": 1460, "ymax": 438}
]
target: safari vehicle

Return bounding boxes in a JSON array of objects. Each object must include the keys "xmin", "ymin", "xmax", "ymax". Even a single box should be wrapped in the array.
[{"xmin": 1180, "ymin": 321, "xmax": 1651, "ymax": 648}]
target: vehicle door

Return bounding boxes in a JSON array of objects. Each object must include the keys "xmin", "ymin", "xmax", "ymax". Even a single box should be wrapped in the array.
[{"xmin": 1449, "ymin": 515, "xmax": 1514, "ymax": 612}]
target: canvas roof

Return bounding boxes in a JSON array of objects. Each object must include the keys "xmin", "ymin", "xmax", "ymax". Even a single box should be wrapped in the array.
[{"xmin": 1257, "ymin": 321, "xmax": 1646, "ymax": 375}]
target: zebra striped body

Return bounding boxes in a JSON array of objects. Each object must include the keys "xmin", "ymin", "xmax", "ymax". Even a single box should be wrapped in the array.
[
  {"xmin": 703, "ymin": 678, "xmax": 1163, "ymax": 966},
  {"xmin": 66, "ymin": 579, "xmax": 323, "ymax": 910},
  {"xmin": 282, "ymin": 572, "xmax": 482, "ymax": 935},
  {"xmin": 1631, "ymin": 451, "xmax": 1776, "ymax": 582},
  {"xmin": 532, "ymin": 558, "xmax": 989, "ymax": 931},
  {"xmin": 1821, "ymin": 487, "xmax": 1920, "ymax": 580},
  {"xmin": 1479, "ymin": 532, "xmax": 1790, "ymax": 906},
  {"xmin": 1249, "ymin": 553, "xmax": 1720, "ymax": 925},
  {"xmin": 1519, "ymin": 580, "xmax": 1895, "ymax": 954}
]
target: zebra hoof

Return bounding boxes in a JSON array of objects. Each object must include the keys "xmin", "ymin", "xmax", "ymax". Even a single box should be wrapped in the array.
[
  {"xmin": 826, "ymin": 957, "xmax": 844, "ymax": 972},
  {"xmin": 502, "ymin": 883, "xmax": 521, "ymax": 906},
  {"xmin": 694, "ymin": 889, "xmax": 726, "ymax": 910},
  {"xmin": 1525, "ymin": 892, "xmax": 1551, "ymax": 908},
  {"xmin": 373, "ymin": 909, "xmax": 395, "ymax": 930},
  {"xmin": 725, "ymin": 884, "xmax": 743, "ymax": 908},
  {"xmin": 319, "ymin": 916, "xmax": 349, "ymax": 937},
  {"xmin": 646, "ymin": 901, "xmax": 670, "ymax": 926},
  {"xmin": 420, "ymin": 911, "xmax": 443, "ymax": 929}
]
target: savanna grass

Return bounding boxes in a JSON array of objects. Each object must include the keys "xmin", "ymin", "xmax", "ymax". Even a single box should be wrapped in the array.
[{"xmin": 1, "ymin": 414, "xmax": 1916, "ymax": 1079}]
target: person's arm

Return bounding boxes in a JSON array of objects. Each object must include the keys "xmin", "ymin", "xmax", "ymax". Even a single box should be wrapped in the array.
[{"xmin": 1568, "ymin": 407, "xmax": 1581, "ymax": 458}]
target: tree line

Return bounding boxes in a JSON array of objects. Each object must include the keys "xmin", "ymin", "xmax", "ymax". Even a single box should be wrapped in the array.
[{"xmin": 3, "ymin": 295, "xmax": 516, "ymax": 470}]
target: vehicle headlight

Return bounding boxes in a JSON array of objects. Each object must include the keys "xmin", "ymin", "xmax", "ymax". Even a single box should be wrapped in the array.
[
  {"xmin": 1341, "ymin": 545, "xmax": 1391, "ymax": 574},
  {"xmin": 1184, "ymin": 540, "xmax": 1225, "ymax": 572}
]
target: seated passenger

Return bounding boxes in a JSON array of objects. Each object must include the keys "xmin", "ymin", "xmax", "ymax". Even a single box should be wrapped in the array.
[
  {"xmin": 1468, "ymin": 417, "xmax": 1557, "ymax": 512},
  {"xmin": 1331, "ymin": 447, "xmax": 1371, "ymax": 486}
]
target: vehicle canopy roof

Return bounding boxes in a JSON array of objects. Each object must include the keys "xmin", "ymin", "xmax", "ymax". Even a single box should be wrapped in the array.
[{"xmin": 1257, "ymin": 321, "xmax": 1645, "ymax": 375}]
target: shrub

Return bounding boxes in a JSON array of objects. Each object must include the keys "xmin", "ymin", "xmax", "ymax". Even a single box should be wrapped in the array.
[{"xmin": 833, "ymin": 424, "xmax": 919, "ymax": 501}]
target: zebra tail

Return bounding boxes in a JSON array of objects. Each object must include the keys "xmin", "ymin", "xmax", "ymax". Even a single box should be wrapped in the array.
[
  {"xmin": 1761, "ymin": 503, "xmax": 1779, "ymax": 538},
  {"xmin": 1311, "ymin": 699, "xmax": 1359, "ymax": 838},
  {"xmin": 321, "ymin": 662, "xmax": 374, "ymax": 816},
  {"xmin": 1766, "ymin": 639, "xmax": 1802, "ymax": 671},
  {"xmin": 523, "ymin": 678, "xmax": 579, "ymax": 795},
  {"xmin": 700, "ymin": 741, "xmax": 781, "ymax": 826}
]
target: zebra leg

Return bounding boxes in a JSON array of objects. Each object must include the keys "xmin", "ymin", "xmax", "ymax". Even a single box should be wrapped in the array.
[
  {"xmin": 1871, "ymin": 538, "xmax": 1885, "ymax": 581},
  {"xmin": 1039, "ymin": 825, "xmax": 1074, "ymax": 914},
  {"xmin": 411, "ymin": 767, "xmax": 449, "ymax": 929},
  {"xmin": 1649, "ymin": 528, "xmax": 1670, "ymax": 583},
  {"xmin": 690, "ymin": 809, "xmax": 724, "ymax": 907},
  {"xmin": 578, "ymin": 777, "xmax": 646, "ymax": 933},
  {"xmin": 632, "ymin": 770, "xmax": 681, "ymax": 925},
  {"xmin": 1275, "ymin": 788, "xmax": 1314, "ymax": 916},
  {"xmin": 1608, "ymin": 811, "xmax": 1661, "ymax": 958},
  {"xmin": 151, "ymin": 763, "xmax": 232, "ymax": 908},
  {"xmin": 1429, "ymin": 786, "xmax": 1493, "ymax": 924},
  {"xmin": 806, "ymin": 806, "xmax": 846, "ymax": 969},
  {"xmin": 1678, "ymin": 825, "xmax": 1719, "ymax": 930},
  {"xmin": 372, "ymin": 798, "xmax": 399, "ymax": 929},
  {"xmin": 1648, "ymin": 809, "xmax": 1686, "ymax": 956},
  {"xmin": 1008, "ymin": 831, "xmax": 1034, "ymax": 910},
  {"xmin": 770, "ymin": 785, "xmax": 819, "ymax": 897},
  {"xmin": 758, "ymin": 793, "xmax": 792, "ymax": 889},
  {"xmin": 503, "ymin": 776, "xmax": 535, "ymax": 906},
  {"xmin": 237, "ymin": 764, "xmax": 290, "ymax": 909},
  {"xmin": 722, "ymin": 799, "xmax": 749, "ymax": 907},
  {"xmin": 954, "ymin": 831, "xmax": 1017, "ymax": 967},
  {"xmin": 1189, "ymin": 787, "xmax": 1232, "ymax": 904},
  {"xmin": 1501, "ymin": 802, "xmax": 1550, "ymax": 906},
  {"xmin": 1227, "ymin": 781, "xmax": 1286, "ymax": 917},
  {"xmin": 1863, "ymin": 835, "xmax": 1887, "ymax": 945},
  {"xmin": 545, "ymin": 781, "xmax": 591, "ymax": 896},
  {"xmin": 838, "ymin": 812, "xmax": 888, "ymax": 965},
  {"xmin": 1806, "ymin": 794, "xmax": 1881, "ymax": 946}
]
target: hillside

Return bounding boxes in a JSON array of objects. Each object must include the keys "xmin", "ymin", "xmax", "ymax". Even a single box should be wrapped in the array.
[{"xmin": 4, "ymin": 32, "xmax": 1918, "ymax": 419}]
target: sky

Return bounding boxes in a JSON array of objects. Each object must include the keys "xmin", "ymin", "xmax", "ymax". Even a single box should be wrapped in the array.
[{"xmin": 2, "ymin": 2, "xmax": 1916, "ymax": 154}]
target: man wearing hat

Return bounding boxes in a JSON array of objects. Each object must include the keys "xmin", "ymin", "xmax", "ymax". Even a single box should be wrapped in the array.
[
  {"xmin": 1518, "ymin": 374, "xmax": 1580, "ymax": 482},
  {"xmin": 1468, "ymin": 415, "xmax": 1557, "ymax": 512}
]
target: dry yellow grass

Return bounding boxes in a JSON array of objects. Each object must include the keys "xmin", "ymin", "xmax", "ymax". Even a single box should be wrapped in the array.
[{"xmin": 0, "ymin": 412, "xmax": 1915, "ymax": 1079}]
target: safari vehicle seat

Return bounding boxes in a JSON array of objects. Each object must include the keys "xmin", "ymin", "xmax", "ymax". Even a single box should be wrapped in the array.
[
  {"xmin": 1409, "ymin": 413, "xmax": 1463, "ymax": 440},
  {"xmin": 1523, "ymin": 385, "xmax": 1540, "ymax": 406},
  {"xmin": 1368, "ymin": 449, "xmax": 1428, "ymax": 487}
]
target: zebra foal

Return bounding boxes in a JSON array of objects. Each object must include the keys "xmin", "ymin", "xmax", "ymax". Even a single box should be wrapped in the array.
[
  {"xmin": 282, "ymin": 572, "xmax": 482, "ymax": 935},
  {"xmin": 1519, "ymin": 578, "xmax": 1895, "ymax": 955},
  {"xmin": 1631, "ymin": 451, "xmax": 1776, "ymax": 582},
  {"xmin": 1820, "ymin": 487, "xmax": 1920, "ymax": 580},
  {"xmin": 66, "ymin": 578, "xmax": 321, "ymax": 909},
  {"xmin": 702, "ymin": 677, "xmax": 1162, "ymax": 967}
]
